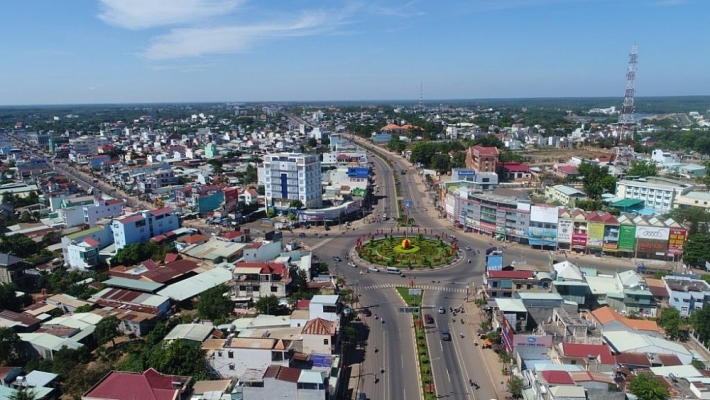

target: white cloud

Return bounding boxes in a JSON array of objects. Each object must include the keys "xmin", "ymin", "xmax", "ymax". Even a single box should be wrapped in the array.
[
  {"xmin": 143, "ymin": 10, "xmax": 341, "ymax": 59},
  {"xmin": 97, "ymin": 0, "xmax": 242, "ymax": 30}
]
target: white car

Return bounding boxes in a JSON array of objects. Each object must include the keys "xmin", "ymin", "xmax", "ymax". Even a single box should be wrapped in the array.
[
  {"xmin": 348, "ymin": 262, "xmax": 357, "ymax": 268},
  {"xmin": 368, "ymin": 266, "xmax": 380, "ymax": 272}
]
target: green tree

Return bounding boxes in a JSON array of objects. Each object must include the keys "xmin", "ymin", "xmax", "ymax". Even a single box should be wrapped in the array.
[
  {"xmin": 703, "ymin": 160, "xmax": 710, "ymax": 192},
  {"xmin": 196, "ymin": 285, "xmax": 233, "ymax": 321},
  {"xmin": 0, "ymin": 328, "xmax": 25, "ymax": 366},
  {"xmin": 628, "ymin": 372, "xmax": 669, "ymax": 400},
  {"xmin": 627, "ymin": 160, "xmax": 658, "ymax": 177},
  {"xmin": 8, "ymin": 387, "xmax": 37, "ymax": 400},
  {"xmin": 430, "ymin": 153, "xmax": 451, "ymax": 174},
  {"xmin": 254, "ymin": 295, "xmax": 283, "ymax": 315},
  {"xmin": 692, "ymin": 306, "xmax": 710, "ymax": 346},
  {"xmin": 290, "ymin": 199, "xmax": 304, "ymax": 209},
  {"xmin": 0, "ymin": 284, "xmax": 32, "ymax": 312},
  {"xmin": 508, "ymin": 375, "xmax": 525, "ymax": 399},
  {"xmin": 296, "ymin": 269, "xmax": 309, "ymax": 293},
  {"xmin": 147, "ymin": 339, "xmax": 210, "ymax": 381},
  {"xmin": 657, "ymin": 307, "xmax": 682, "ymax": 340},
  {"xmin": 266, "ymin": 209, "xmax": 275, "ymax": 218},
  {"xmin": 94, "ymin": 316, "xmax": 120, "ymax": 347},
  {"xmin": 578, "ymin": 163, "xmax": 616, "ymax": 200},
  {"xmin": 387, "ymin": 136, "xmax": 407, "ymax": 153},
  {"xmin": 683, "ymin": 234, "xmax": 710, "ymax": 266},
  {"xmin": 451, "ymin": 152, "xmax": 467, "ymax": 169},
  {"xmin": 307, "ymin": 137, "xmax": 317, "ymax": 148},
  {"xmin": 343, "ymin": 326, "xmax": 357, "ymax": 344}
]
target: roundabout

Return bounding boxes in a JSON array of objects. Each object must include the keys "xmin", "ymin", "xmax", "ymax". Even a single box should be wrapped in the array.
[{"xmin": 355, "ymin": 232, "xmax": 458, "ymax": 269}]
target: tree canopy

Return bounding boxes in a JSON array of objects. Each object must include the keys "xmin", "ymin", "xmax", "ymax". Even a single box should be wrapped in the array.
[
  {"xmin": 196, "ymin": 285, "xmax": 233, "ymax": 321},
  {"xmin": 656, "ymin": 307, "xmax": 683, "ymax": 341},
  {"xmin": 0, "ymin": 328, "xmax": 25, "ymax": 366},
  {"xmin": 94, "ymin": 316, "xmax": 120, "ymax": 347},
  {"xmin": 578, "ymin": 163, "xmax": 617, "ymax": 200},
  {"xmin": 112, "ymin": 242, "xmax": 171, "ymax": 266},
  {"xmin": 628, "ymin": 372, "xmax": 669, "ymax": 400},
  {"xmin": 627, "ymin": 160, "xmax": 658, "ymax": 178},
  {"xmin": 254, "ymin": 295, "xmax": 287, "ymax": 315},
  {"xmin": 146, "ymin": 339, "xmax": 210, "ymax": 381}
]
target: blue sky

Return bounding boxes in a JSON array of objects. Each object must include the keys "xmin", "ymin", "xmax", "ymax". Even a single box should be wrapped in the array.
[{"xmin": 0, "ymin": 0, "xmax": 705, "ymax": 105}]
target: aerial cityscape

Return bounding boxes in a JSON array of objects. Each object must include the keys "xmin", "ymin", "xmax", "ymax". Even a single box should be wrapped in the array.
[{"xmin": 2, "ymin": 1, "xmax": 710, "ymax": 400}]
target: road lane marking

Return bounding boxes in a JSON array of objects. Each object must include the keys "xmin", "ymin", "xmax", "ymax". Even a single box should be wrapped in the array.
[{"xmin": 447, "ymin": 369, "xmax": 451, "ymax": 383}]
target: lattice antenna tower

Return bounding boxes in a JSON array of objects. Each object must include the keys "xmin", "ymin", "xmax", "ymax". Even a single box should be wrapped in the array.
[
  {"xmin": 619, "ymin": 45, "xmax": 638, "ymax": 125},
  {"xmin": 419, "ymin": 81, "xmax": 423, "ymax": 110}
]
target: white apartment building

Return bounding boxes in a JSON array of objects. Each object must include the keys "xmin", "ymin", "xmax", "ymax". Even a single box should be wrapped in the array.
[
  {"xmin": 263, "ymin": 153, "xmax": 322, "ymax": 211},
  {"xmin": 69, "ymin": 135, "xmax": 109, "ymax": 156},
  {"xmin": 58, "ymin": 198, "xmax": 125, "ymax": 228},
  {"xmin": 615, "ymin": 177, "xmax": 693, "ymax": 212},
  {"xmin": 111, "ymin": 208, "xmax": 180, "ymax": 250},
  {"xmin": 545, "ymin": 185, "xmax": 587, "ymax": 206}
]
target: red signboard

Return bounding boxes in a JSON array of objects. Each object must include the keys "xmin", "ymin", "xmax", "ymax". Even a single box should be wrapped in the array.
[
  {"xmin": 668, "ymin": 228, "xmax": 687, "ymax": 256},
  {"xmin": 501, "ymin": 316, "xmax": 514, "ymax": 354},
  {"xmin": 572, "ymin": 233, "xmax": 587, "ymax": 248},
  {"xmin": 224, "ymin": 187, "xmax": 239, "ymax": 212}
]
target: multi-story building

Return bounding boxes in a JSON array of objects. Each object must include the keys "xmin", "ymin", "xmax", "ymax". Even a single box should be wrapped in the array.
[
  {"xmin": 450, "ymin": 169, "xmax": 498, "ymax": 190},
  {"xmin": 111, "ymin": 208, "xmax": 180, "ymax": 250},
  {"xmin": 663, "ymin": 275, "xmax": 710, "ymax": 317},
  {"xmin": 66, "ymin": 238, "xmax": 100, "ymax": 271},
  {"xmin": 61, "ymin": 223, "xmax": 114, "ymax": 265},
  {"xmin": 673, "ymin": 191, "xmax": 710, "ymax": 210},
  {"xmin": 69, "ymin": 135, "xmax": 109, "ymax": 157},
  {"xmin": 263, "ymin": 152, "xmax": 322, "ymax": 211},
  {"xmin": 58, "ymin": 198, "xmax": 125, "ymax": 228},
  {"xmin": 453, "ymin": 187, "xmax": 531, "ymax": 242},
  {"xmin": 233, "ymin": 262, "xmax": 292, "ymax": 300},
  {"xmin": 615, "ymin": 177, "xmax": 693, "ymax": 212},
  {"xmin": 544, "ymin": 185, "xmax": 587, "ymax": 206},
  {"xmin": 128, "ymin": 163, "xmax": 176, "ymax": 193},
  {"xmin": 465, "ymin": 145, "xmax": 499, "ymax": 173}
]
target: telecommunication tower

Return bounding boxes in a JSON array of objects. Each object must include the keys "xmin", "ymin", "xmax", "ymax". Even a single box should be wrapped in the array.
[
  {"xmin": 419, "ymin": 81, "xmax": 423, "ymax": 109},
  {"xmin": 618, "ymin": 45, "xmax": 638, "ymax": 125}
]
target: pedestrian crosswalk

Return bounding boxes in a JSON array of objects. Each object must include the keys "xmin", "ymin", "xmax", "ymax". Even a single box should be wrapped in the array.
[{"xmin": 358, "ymin": 283, "xmax": 467, "ymax": 294}]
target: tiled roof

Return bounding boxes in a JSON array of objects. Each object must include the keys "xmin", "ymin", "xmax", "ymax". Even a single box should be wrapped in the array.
[
  {"xmin": 586, "ymin": 211, "xmax": 619, "ymax": 224},
  {"xmin": 500, "ymin": 162, "xmax": 530, "ymax": 172},
  {"xmin": 0, "ymin": 310, "xmax": 40, "ymax": 327},
  {"xmin": 591, "ymin": 306, "xmax": 660, "ymax": 332},
  {"xmin": 178, "ymin": 234, "xmax": 207, "ymax": 244},
  {"xmin": 540, "ymin": 370, "xmax": 574, "ymax": 385},
  {"xmin": 164, "ymin": 253, "xmax": 181, "ymax": 263},
  {"xmin": 615, "ymin": 352, "xmax": 651, "ymax": 367},
  {"xmin": 236, "ymin": 262, "xmax": 287, "ymax": 275},
  {"xmin": 301, "ymin": 318, "xmax": 334, "ymax": 336},
  {"xmin": 222, "ymin": 231, "xmax": 244, "ymax": 240},
  {"xmin": 296, "ymin": 300, "xmax": 310, "ymax": 309},
  {"xmin": 141, "ymin": 260, "xmax": 199, "ymax": 283},
  {"xmin": 487, "ymin": 270, "xmax": 534, "ymax": 279},
  {"xmin": 273, "ymin": 366, "xmax": 302, "ymax": 383},
  {"xmin": 84, "ymin": 238, "xmax": 100, "ymax": 247},
  {"xmin": 117, "ymin": 214, "xmax": 143, "ymax": 225},
  {"xmin": 83, "ymin": 368, "xmax": 185, "ymax": 400},
  {"xmin": 472, "ymin": 145, "xmax": 499, "ymax": 156},
  {"xmin": 658, "ymin": 353, "xmax": 683, "ymax": 366},
  {"xmin": 561, "ymin": 343, "xmax": 616, "ymax": 365}
]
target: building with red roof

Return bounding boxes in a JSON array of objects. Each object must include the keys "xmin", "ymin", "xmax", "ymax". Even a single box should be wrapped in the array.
[
  {"xmin": 82, "ymin": 368, "xmax": 192, "ymax": 400},
  {"xmin": 557, "ymin": 343, "xmax": 616, "ymax": 365},
  {"xmin": 483, "ymin": 269, "xmax": 551, "ymax": 299},
  {"xmin": 234, "ymin": 262, "xmax": 292, "ymax": 300},
  {"xmin": 498, "ymin": 162, "xmax": 532, "ymax": 181},
  {"xmin": 466, "ymin": 146, "xmax": 499, "ymax": 173}
]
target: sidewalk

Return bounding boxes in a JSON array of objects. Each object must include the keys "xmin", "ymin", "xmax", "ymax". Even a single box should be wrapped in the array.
[{"xmin": 464, "ymin": 297, "xmax": 510, "ymax": 400}]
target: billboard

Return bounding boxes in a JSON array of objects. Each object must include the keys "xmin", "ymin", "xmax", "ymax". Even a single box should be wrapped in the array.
[
  {"xmin": 557, "ymin": 220, "xmax": 572, "ymax": 243},
  {"xmin": 668, "ymin": 228, "xmax": 687, "ymax": 256},
  {"xmin": 587, "ymin": 223, "xmax": 604, "ymax": 247},
  {"xmin": 224, "ymin": 187, "xmax": 239, "ymax": 212},
  {"xmin": 487, "ymin": 255, "xmax": 503, "ymax": 271},
  {"xmin": 501, "ymin": 316, "xmax": 515, "ymax": 353},
  {"xmin": 572, "ymin": 233, "xmax": 587, "ymax": 249},
  {"xmin": 530, "ymin": 205, "xmax": 559, "ymax": 224},
  {"xmin": 529, "ymin": 227, "xmax": 558, "ymax": 246},
  {"xmin": 513, "ymin": 335, "xmax": 553, "ymax": 349},
  {"xmin": 636, "ymin": 227, "xmax": 670, "ymax": 254},
  {"xmin": 635, "ymin": 226, "xmax": 671, "ymax": 241},
  {"xmin": 603, "ymin": 225, "xmax": 619, "ymax": 251},
  {"xmin": 457, "ymin": 169, "xmax": 476, "ymax": 176},
  {"xmin": 618, "ymin": 225, "xmax": 636, "ymax": 252}
]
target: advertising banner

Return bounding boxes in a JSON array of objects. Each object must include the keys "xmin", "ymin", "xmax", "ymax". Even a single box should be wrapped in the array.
[
  {"xmin": 618, "ymin": 226, "xmax": 636, "ymax": 252},
  {"xmin": 530, "ymin": 205, "xmax": 559, "ymax": 224},
  {"xmin": 501, "ymin": 316, "xmax": 514, "ymax": 354},
  {"xmin": 603, "ymin": 225, "xmax": 619, "ymax": 251},
  {"xmin": 224, "ymin": 187, "xmax": 239, "ymax": 212},
  {"xmin": 529, "ymin": 227, "xmax": 558, "ymax": 246},
  {"xmin": 572, "ymin": 233, "xmax": 587, "ymax": 248},
  {"xmin": 668, "ymin": 228, "xmax": 687, "ymax": 256},
  {"xmin": 587, "ymin": 223, "xmax": 604, "ymax": 247},
  {"xmin": 557, "ymin": 220, "xmax": 572, "ymax": 244},
  {"xmin": 513, "ymin": 335, "xmax": 553, "ymax": 349},
  {"xmin": 487, "ymin": 255, "xmax": 503, "ymax": 271},
  {"xmin": 635, "ymin": 226, "xmax": 671, "ymax": 241}
]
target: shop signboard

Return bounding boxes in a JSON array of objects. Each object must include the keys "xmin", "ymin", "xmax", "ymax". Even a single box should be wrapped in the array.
[
  {"xmin": 587, "ymin": 223, "xmax": 604, "ymax": 247},
  {"xmin": 618, "ymin": 226, "xmax": 636, "ymax": 252},
  {"xmin": 668, "ymin": 228, "xmax": 687, "ymax": 256},
  {"xmin": 572, "ymin": 233, "xmax": 587, "ymax": 249},
  {"xmin": 513, "ymin": 335, "xmax": 553, "ymax": 348},
  {"xmin": 635, "ymin": 226, "xmax": 670, "ymax": 254},
  {"xmin": 602, "ymin": 225, "xmax": 619, "ymax": 251},
  {"xmin": 557, "ymin": 220, "xmax": 572, "ymax": 244}
]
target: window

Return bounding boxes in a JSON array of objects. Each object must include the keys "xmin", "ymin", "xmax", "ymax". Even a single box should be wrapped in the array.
[
  {"xmin": 271, "ymin": 286, "xmax": 278, "ymax": 293},
  {"xmin": 516, "ymin": 284, "xmax": 522, "ymax": 290},
  {"xmin": 228, "ymin": 351, "xmax": 234, "ymax": 359},
  {"xmin": 323, "ymin": 339, "xmax": 329, "ymax": 345},
  {"xmin": 229, "ymin": 363, "xmax": 235, "ymax": 370}
]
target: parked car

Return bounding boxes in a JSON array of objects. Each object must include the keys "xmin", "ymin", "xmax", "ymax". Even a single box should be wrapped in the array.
[
  {"xmin": 298, "ymin": 233, "xmax": 306, "ymax": 237},
  {"xmin": 368, "ymin": 266, "xmax": 379, "ymax": 272},
  {"xmin": 362, "ymin": 308, "xmax": 372, "ymax": 317},
  {"xmin": 424, "ymin": 314, "xmax": 434, "ymax": 324},
  {"xmin": 438, "ymin": 306, "xmax": 446, "ymax": 314},
  {"xmin": 348, "ymin": 262, "xmax": 357, "ymax": 268},
  {"xmin": 465, "ymin": 246, "xmax": 472, "ymax": 251},
  {"xmin": 440, "ymin": 329, "xmax": 452, "ymax": 341},
  {"xmin": 332, "ymin": 256, "xmax": 342, "ymax": 262}
]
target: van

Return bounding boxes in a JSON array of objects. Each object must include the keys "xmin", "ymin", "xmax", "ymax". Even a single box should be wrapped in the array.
[{"xmin": 386, "ymin": 267, "xmax": 401, "ymax": 275}]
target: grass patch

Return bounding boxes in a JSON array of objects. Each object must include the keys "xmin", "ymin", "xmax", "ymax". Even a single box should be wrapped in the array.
[
  {"xmin": 395, "ymin": 287, "xmax": 436, "ymax": 399},
  {"xmin": 358, "ymin": 235, "xmax": 457, "ymax": 269}
]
